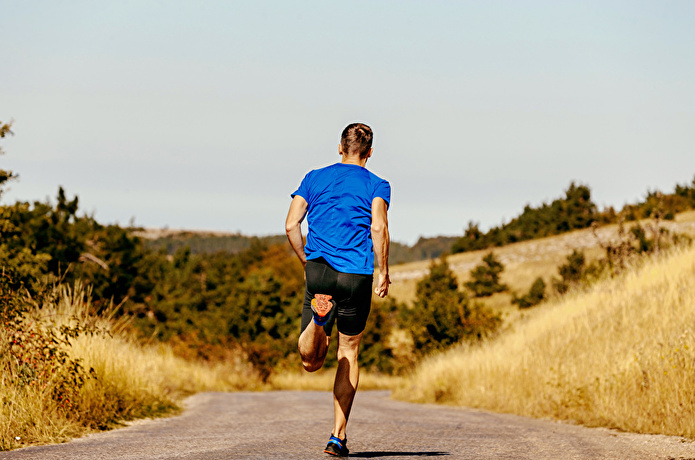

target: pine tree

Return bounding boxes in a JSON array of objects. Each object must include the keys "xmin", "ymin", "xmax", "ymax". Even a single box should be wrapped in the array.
[
  {"xmin": 464, "ymin": 252, "xmax": 508, "ymax": 297},
  {"xmin": 0, "ymin": 120, "xmax": 15, "ymax": 197},
  {"xmin": 404, "ymin": 255, "xmax": 500, "ymax": 356},
  {"xmin": 553, "ymin": 250, "xmax": 586, "ymax": 294}
]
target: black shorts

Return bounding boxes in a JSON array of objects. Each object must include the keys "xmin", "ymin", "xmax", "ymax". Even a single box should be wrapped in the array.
[{"xmin": 301, "ymin": 257, "xmax": 373, "ymax": 336}]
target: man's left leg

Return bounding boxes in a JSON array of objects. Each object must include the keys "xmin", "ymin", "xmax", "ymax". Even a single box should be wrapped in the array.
[
  {"xmin": 324, "ymin": 270, "xmax": 371, "ymax": 456},
  {"xmin": 332, "ymin": 331, "xmax": 363, "ymax": 440}
]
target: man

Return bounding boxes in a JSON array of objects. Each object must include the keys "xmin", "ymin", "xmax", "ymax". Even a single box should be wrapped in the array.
[{"xmin": 285, "ymin": 122, "xmax": 391, "ymax": 457}]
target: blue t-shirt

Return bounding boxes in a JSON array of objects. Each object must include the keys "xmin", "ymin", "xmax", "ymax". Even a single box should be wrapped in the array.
[{"xmin": 292, "ymin": 163, "xmax": 391, "ymax": 275}]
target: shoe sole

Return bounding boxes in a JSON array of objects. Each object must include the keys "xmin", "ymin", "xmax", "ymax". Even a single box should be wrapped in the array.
[
  {"xmin": 324, "ymin": 447, "xmax": 349, "ymax": 457},
  {"xmin": 311, "ymin": 294, "xmax": 333, "ymax": 319}
]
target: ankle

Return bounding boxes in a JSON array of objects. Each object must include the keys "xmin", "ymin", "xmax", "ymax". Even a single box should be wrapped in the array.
[
  {"xmin": 331, "ymin": 432, "xmax": 346, "ymax": 442},
  {"xmin": 312, "ymin": 314, "xmax": 329, "ymax": 327}
]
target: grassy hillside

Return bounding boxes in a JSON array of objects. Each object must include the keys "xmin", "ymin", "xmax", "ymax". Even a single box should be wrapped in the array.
[
  {"xmin": 388, "ymin": 211, "xmax": 695, "ymax": 317},
  {"xmin": 395, "ymin": 238, "xmax": 695, "ymax": 438}
]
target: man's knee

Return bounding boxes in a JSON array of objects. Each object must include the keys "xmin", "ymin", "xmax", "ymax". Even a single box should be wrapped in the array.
[
  {"xmin": 337, "ymin": 332, "xmax": 362, "ymax": 362},
  {"xmin": 300, "ymin": 345, "xmax": 328, "ymax": 372},
  {"xmin": 302, "ymin": 360, "xmax": 323, "ymax": 373},
  {"xmin": 337, "ymin": 349, "xmax": 358, "ymax": 364},
  {"xmin": 301, "ymin": 348, "xmax": 326, "ymax": 371}
]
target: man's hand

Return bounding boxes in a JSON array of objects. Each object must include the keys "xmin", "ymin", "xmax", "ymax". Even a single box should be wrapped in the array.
[{"xmin": 375, "ymin": 272, "xmax": 390, "ymax": 298}]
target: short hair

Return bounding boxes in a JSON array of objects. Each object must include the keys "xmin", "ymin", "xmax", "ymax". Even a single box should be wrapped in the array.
[{"xmin": 340, "ymin": 123, "xmax": 373, "ymax": 159}]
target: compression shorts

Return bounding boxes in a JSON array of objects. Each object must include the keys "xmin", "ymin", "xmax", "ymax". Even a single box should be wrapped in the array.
[{"xmin": 301, "ymin": 257, "xmax": 373, "ymax": 336}]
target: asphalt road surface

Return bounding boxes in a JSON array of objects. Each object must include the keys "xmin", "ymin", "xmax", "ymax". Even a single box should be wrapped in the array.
[{"xmin": 3, "ymin": 391, "xmax": 695, "ymax": 459}]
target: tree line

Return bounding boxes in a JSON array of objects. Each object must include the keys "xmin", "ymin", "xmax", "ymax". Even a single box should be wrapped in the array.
[
  {"xmin": 140, "ymin": 178, "xmax": 695, "ymax": 265},
  {"xmin": 451, "ymin": 180, "xmax": 695, "ymax": 254}
]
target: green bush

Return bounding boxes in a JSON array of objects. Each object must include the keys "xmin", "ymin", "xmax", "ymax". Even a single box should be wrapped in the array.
[
  {"xmin": 465, "ymin": 252, "xmax": 508, "ymax": 297},
  {"xmin": 403, "ymin": 256, "xmax": 501, "ymax": 357},
  {"xmin": 512, "ymin": 277, "xmax": 546, "ymax": 309},
  {"xmin": 553, "ymin": 250, "xmax": 586, "ymax": 295}
]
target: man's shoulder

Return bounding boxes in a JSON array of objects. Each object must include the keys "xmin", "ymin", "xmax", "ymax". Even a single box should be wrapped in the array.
[
  {"xmin": 368, "ymin": 169, "xmax": 388, "ymax": 182},
  {"xmin": 306, "ymin": 163, "xmax": 340, "ymax": 177},
  {"xmin": 365, "ymin": 169, "xmax": 389, "ymax": 188}
]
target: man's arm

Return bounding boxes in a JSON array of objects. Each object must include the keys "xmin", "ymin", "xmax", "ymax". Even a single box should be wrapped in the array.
[
  {"xmin": 285, "ymin": 195, "xmax": 308, "ymax": 268},
  {"xmin": 371, "ymin": 197, "xmax": 390, "ymax": 298}
]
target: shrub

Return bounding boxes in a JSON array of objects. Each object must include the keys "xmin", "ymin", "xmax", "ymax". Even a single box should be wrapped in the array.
[
  {"xmin": 513, "ymin": 277, "xmax": 546, "ymax": 309},
  {"xmin": 404, "ymin": 256, "xmax": 501, "ymax": 357},
  {"xmin": 465, "ymin": 252, "xmax": 508, "ymax": 297},
  {"xmin": 552, "ymin": 218, "xmax": 693, "ymax": 298},
  {"xmin": 2, "ymin": 283, "xmax": 102, "ymax": 409},
  {"xmin": 553, "ymin": 250, "xmax": 586, "ymax": 295}
]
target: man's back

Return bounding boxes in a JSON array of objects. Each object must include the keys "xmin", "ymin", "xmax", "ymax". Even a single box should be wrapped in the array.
[{"xmin": 293, "ymin": 162, "xmax": 390, "ymax": 275}]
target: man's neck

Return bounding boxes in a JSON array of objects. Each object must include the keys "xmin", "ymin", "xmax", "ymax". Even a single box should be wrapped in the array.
[{"xmin": 341, "ymin": 155, "xmax": 367, "ymax": 167}]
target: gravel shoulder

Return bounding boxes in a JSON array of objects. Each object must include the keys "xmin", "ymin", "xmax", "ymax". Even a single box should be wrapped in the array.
[{"xmin": 3, "ymin": 391, "xmax": 694, "ymax": 459}]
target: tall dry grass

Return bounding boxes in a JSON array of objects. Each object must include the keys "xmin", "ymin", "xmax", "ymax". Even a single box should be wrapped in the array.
[
  {"xmin": 270, "ymin": 370, "xmax": 402, "ymax": 391},
  {"xmin": 1, "ymin": 284, "xmax": 262, "ymax": 450},
  {"xmin": 396, "ymin": 243, "xmax": 695, "ymax": 438}
]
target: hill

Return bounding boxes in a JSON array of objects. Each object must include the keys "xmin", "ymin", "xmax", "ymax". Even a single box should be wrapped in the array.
[
  {"xmin": 451, "ymin": 178, "xmax": 695, "ymax": 254},
  {"xmin": 388, "ymin": 211, "xmax": 695, "ymax": 316},
  {"xmin": 395, "ymin": 232, "xmax": 695, "ymax": 438},
  {"xmin": 134, "ymin": 228, "xmax": 457, "ymax": 265},
  {"xmin": 133, "ymin": 228, "xmax": 287, "ymax": 255}
]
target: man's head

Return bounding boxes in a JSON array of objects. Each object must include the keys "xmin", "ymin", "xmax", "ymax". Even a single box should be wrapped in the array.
[{"xmin": 340, "ymin": 123, "xmax": 373, "ymax": 159}]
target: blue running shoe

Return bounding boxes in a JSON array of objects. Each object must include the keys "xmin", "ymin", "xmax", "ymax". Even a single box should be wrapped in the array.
[{"xmin": 324, "ymin": 435, "xmax": 348, "ymax": 457}]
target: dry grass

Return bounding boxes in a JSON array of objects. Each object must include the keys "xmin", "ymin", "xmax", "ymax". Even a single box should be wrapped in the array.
[
  {"xmin": 395, "ymin": 242, "xmax": 695, "ymax": 438},
  {"xmin": 270, "ymin": 370, "xmax": 402, "ymax": 391},
  {"xmin": 0, "ymin": 284, "xmax": 262, "ymax": 450},
  {"xmin": 1, "ymin": 284, "xmax": 401, "ymax": 451}
]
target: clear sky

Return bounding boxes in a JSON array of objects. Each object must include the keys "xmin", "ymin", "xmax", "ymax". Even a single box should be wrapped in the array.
[{"xmin": 2, "ymin": 1, "xmax": 694, "ymax": 244}]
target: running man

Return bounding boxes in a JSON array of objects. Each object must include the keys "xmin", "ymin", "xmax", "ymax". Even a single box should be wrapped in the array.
[{"xmin": 285, "ymin": 122, "xmax": 391, "ymax": 457}]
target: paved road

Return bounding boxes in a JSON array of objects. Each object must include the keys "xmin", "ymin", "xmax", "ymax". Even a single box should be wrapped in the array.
[{"xmin": 3, "ymin": 391, "xmax": 694, "ymax": 459}]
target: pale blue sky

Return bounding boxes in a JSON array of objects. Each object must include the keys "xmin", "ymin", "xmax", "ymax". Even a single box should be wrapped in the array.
[{"xmin": 2, "ymin": 1, "xmax": 694, "ymax": 244}]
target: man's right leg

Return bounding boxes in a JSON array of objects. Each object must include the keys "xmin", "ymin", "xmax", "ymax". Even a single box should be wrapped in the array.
[
  {"xmin": 300, "ymin": 260, "xmax": 336, "ymax": 372},
  {"xmin": 298, "ymin": 320, "xmax": 330, "ymax": 372}
]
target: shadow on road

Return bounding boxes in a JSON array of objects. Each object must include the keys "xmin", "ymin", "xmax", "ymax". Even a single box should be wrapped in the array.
[{"xmin": 350, "ymin": 452, "xmax": 449, "ymax": 458}]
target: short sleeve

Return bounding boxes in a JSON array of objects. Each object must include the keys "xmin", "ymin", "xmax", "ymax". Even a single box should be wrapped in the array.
[
  {"xmin": 291, "ymin": 171, "xmax": 312, "ymax": 201},
  {"xmin": 373, "ymin": 180, "xmax": 391, "ymax": 209}
]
